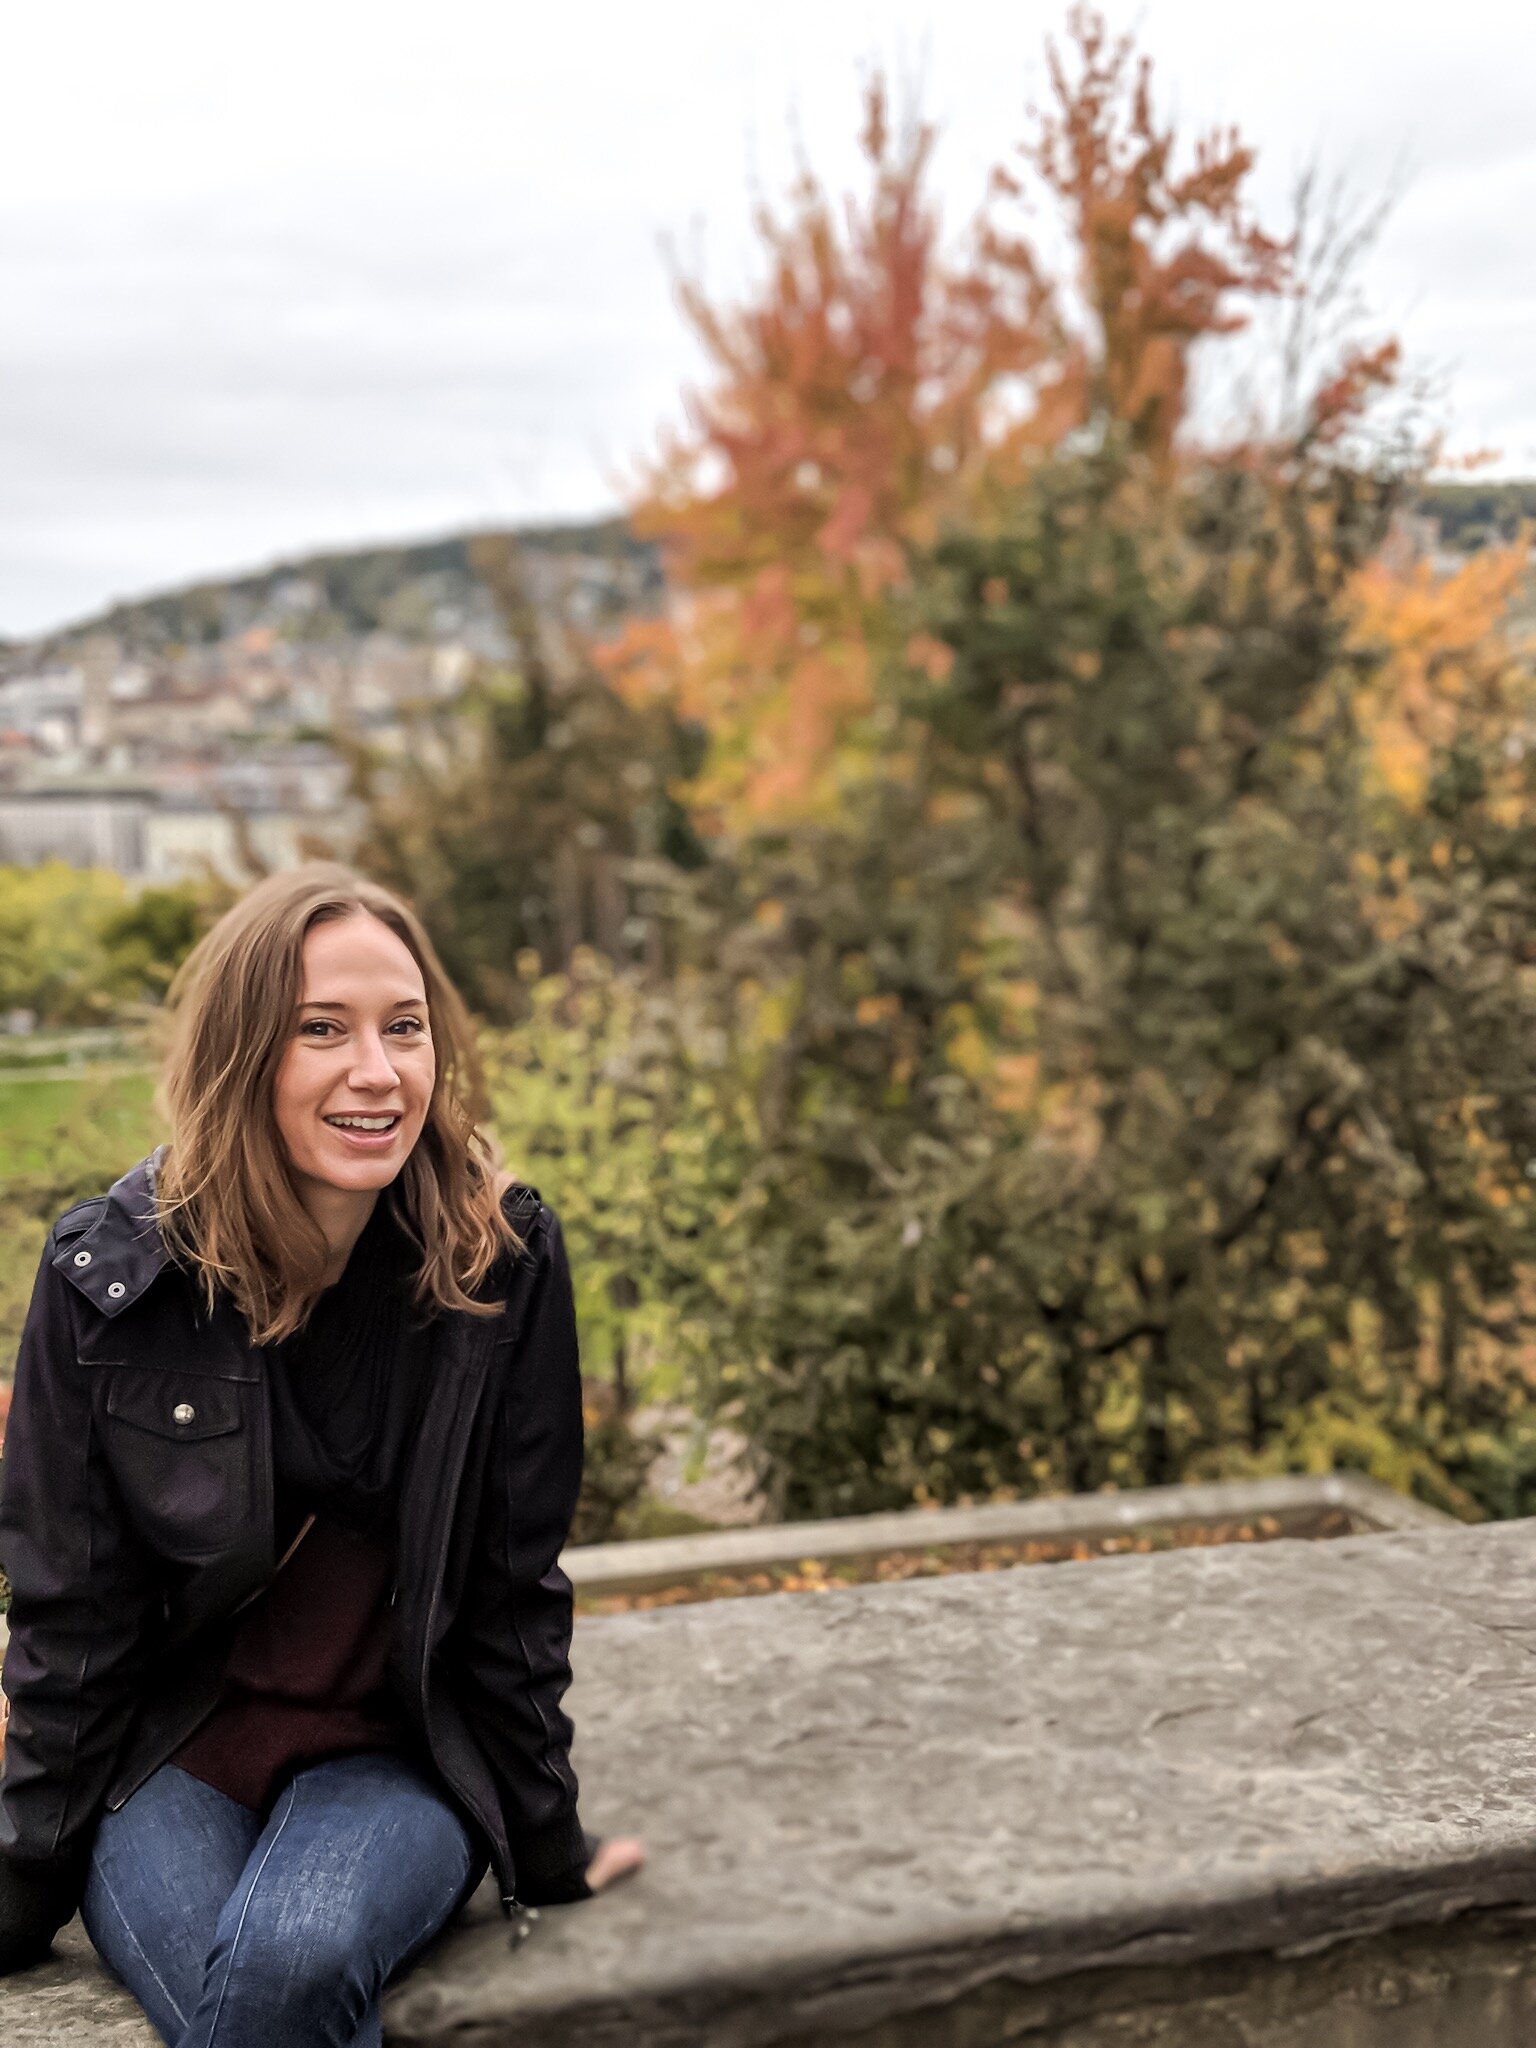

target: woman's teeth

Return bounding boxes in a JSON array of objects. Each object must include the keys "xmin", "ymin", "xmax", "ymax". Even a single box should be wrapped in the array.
[{"xmin": 324, "ymin": 1114, "xmax": 400, "ymax": 1130}]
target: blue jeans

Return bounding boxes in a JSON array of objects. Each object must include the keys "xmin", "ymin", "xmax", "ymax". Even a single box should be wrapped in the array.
[{"xmin": 81, "ymin": 1756, "xmax": 480, "ymax": 2048}]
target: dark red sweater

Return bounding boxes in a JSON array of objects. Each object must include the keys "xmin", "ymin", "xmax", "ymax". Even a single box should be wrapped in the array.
[
  {"xmin": 172, "ymin": 1507, "xmax": 410, "ymax": 1811},
  {"xmin": 173, "ymin": 1200, "xmax": 426, "ymax": 1813}
]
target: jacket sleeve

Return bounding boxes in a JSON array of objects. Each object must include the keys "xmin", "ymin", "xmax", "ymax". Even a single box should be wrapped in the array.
[
  {"xmin": 447, "ymin": 1206, "xmax": 593, "ymax": 1904},
  {"xmin": 0, "ymin": 1223, "xmax": 161, "ymax": 1968}
]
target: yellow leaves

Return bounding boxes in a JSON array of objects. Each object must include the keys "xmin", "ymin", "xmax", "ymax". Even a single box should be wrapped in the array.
[
  {"xmin": 1368, "ymin": 890, "xmax": 1423, "ymax": 944},
  {"xmin": 1351, "ymin": 838, "xmax": 1422, "ymax": 941},
  {"xmin": 1283, "ymin": 1229, "xmax": 1328, "ymax": 1273},
  {"xmin": 998, "ymin": 977, "xmax": 1040, "ymax": 1017},
  {"xmin": 1372, "ymin": 729, "xmax": 1430, "ymax": 810},
  {"xmin": 1489, "ymin": 790, "xmax": 1528, "ymax": 831},
  {"xmin": 993, "ymin": 1052, "xmax": 1042, "ymax": 1114},
  {"xmin": 738, "ymin": 978, "xmax": 802, "ymax": 1055},
  {"xmin": 1346, "ymin": 543, "xmax": 1532, "ymax": 813},
  {"xmin": 1034, "ymin": 1072, "xmax": 1106, "ymax": 1167},
  {"xmin": 946, "ymin": 1021, "xmax": 993, "ymax": 1080},
  {"xmin": 925, "ymin": 790, "xmax": 981, "ymax": 823}
]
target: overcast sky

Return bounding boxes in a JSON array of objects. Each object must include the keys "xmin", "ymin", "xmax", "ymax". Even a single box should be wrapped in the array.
[{"xmin": 3, "ymin": 1, "xmax": 1532, "ymax": 639}]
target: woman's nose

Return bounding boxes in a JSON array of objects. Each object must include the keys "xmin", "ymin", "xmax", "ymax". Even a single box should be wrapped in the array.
[{"xmin": 348, "ymin": 1032, "xmax": 400, "ymax": 1089}]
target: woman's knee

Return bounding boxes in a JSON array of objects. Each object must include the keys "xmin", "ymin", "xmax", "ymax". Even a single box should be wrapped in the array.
[
  {"xmin": 203, "ymin": 1895, "xmax": 379, "ymax": 2043},
  {"xmin": 231, "ymin": 1892, "xmax": 382, "ymax": 1990},
  {"xmin": 188, "ymin": 1761, "xmax": 476, "ymax": 2041}
]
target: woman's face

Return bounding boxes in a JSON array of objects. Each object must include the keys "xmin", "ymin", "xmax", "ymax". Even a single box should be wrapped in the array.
[{"xmin": 272, "ymin": 912, "xmax": 436, "ymax": 1198}]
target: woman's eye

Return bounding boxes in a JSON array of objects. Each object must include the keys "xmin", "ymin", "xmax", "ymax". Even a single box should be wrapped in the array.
[{"xmin": 297, "ymin": 1016, "xmax": 426, "ymax": 1040}]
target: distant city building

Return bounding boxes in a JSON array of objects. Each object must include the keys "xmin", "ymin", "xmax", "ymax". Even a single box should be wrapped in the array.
[
  {"xmin": 143, "ymin": 800, "xmax": 357, "ymax": 883},
  {"xmin": 0, "ymin": 784, "xmax": 154, "ymax": 872},
  {"xmin": 0, "ymin": 782, "xmax": 357, "ymax": 884},
  {"xmin": 0, "ymin": 521, "xmax": 668, "ymax": 884}
]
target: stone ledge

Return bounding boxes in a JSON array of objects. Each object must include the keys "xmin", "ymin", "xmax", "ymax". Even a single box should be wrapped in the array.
[
  {"xmin": 6, "ymin": 1516, "xmax": 1536, "ymax": 2044},
  {"xmin": 564, "ymin": 1470, "xmax": 1452, "ymax": 1597}
]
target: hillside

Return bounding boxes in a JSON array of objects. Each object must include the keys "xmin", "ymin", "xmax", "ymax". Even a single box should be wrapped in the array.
[
  {"xmin": 10, "ymin": 517, "xmax": 661, "ymax": 666},
  {"xmin": 1418, "ymin": 481, "xmax": 1536, "ymax": 551},
  {"xmin": 3, "ymin": 486, "xmax": 1524, "ymax": 673}
]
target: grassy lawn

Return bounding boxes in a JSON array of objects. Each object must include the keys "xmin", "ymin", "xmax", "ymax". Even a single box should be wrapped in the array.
[
  {"xmin": 0, "ymin": 1069, "xmax": 158, "ymax": 1176},
  {"xmin": 1, "ymin": 1069, "xmax": 161, "ymax": 1369}
]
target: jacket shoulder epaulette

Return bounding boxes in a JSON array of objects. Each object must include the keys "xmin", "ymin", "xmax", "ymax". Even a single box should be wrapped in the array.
[
  {"xmin": 500, "ymin": 1182, "xmax": 545, "ymax": 1230},
  {"xmin": 53, "ymin": 1196, "xmax": 108, "ymax": 1244}
]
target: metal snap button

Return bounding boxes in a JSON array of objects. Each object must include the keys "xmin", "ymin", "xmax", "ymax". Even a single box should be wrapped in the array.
[
  {"xmin": 107, "ymin": 1281, "xmax": 126, "ymax": 1299},
  {"xmin": 172, "ymin": 1403, "xmax": 196, "ymax": 1426},
  {"xmin": 73, "ymin": 1250, "xmax": 92, "ymax": 1266}
]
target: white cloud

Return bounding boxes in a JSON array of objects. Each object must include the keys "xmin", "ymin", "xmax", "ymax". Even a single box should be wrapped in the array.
[{"xmin": 2, "ymin": 0, "xmax": 1532, "ymax": 634}]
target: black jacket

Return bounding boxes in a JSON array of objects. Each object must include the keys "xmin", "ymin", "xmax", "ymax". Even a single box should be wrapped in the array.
[{"xmin": 0, "ymin": 1152, "xmax": 590, "ymax": 1966}]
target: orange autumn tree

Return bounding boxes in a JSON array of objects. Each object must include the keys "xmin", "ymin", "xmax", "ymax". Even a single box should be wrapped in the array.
[
  {"xmin": 350, "ymin": 7, "xmax": 1536, "ymax": 1526},
  {"xmin": 604, "ymin": 82, "xmax": 1057, "ymax": 821},
  {"xmin": 605, "ymin": 7, "xmax": 1296, "ymax": 824},
  {"xmin": 622, "ymin": 20, "xmax": 1536, "ymax": 1521}
]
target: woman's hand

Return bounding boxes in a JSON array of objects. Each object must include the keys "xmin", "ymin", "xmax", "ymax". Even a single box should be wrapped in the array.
[{"xmin": 585, "ymin": 1835, "xmax": 645, "ymax": 1893}]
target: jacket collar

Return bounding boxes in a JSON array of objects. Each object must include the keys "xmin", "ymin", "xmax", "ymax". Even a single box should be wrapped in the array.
[
  {"xmin": 54, "ymin": 1149, "xmax": 541, "ymax": 1322},
  {"xmin": 53, "ymin": 1148, "xmax": 171, "ymax": 1318}
]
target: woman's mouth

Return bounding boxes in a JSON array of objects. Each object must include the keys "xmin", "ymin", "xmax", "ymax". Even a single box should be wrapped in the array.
[{"xmin": 322, "ymin": 1112, "xmax": 403, "ymax": 1149}]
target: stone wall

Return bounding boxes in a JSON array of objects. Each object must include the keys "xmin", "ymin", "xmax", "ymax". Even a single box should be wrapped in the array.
[{"xmin": 8, "ymin": 1517, "xmax": 1536, "ymax": 2044}]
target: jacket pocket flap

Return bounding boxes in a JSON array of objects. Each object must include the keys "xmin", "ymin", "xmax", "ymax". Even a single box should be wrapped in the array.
[{"xmin": 106, "ymin": 1372, "xmax": 242, "ymax": 1442}]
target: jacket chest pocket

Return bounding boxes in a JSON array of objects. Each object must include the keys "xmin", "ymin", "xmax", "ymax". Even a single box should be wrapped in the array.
[{"xmin": 101, "ymin": 1368, "xmax": 259, "ymax": 1560}]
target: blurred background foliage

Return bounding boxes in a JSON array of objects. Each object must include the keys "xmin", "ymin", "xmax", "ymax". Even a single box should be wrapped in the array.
[{"xmin": 5, "ymin": 10, "xmax": 1536, "ymax": 1535}]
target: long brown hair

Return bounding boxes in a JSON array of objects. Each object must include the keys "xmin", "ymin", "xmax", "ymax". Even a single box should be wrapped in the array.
[{"xmin": 154, "ymin": 862, "xmax": 519, "ymax": 1344}]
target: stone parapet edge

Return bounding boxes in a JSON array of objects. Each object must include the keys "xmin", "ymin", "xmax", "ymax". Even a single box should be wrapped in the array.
[{"xmin": 563, "ymin": 1470, "xmax": 1454, "ymax": 1595}]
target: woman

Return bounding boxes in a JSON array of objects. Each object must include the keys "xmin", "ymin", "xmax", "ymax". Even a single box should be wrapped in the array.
[{"xmin": 0, "ymin": 863, "xmax": 643, "ymax": 2044}]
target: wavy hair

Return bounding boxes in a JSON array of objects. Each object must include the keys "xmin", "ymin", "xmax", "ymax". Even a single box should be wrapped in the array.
[{"xmin": 154, "ymin": 862, "xmax": 519, "ymax": 1344}]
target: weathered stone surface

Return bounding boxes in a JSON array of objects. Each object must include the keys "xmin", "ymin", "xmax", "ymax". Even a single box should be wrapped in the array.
[
  {"xmin": 742, "ymin": 1907, "xmax": 1536, "ymax": 2047},
  {"xmin": 7, "ymin": 1517, "xmax": 1536, "ymax": 2044},
  {"xmin": 387, "ymin": 1520, "xmax": 1536, "ymax": 2045},
  {"xmin": 0, "ymin": 1916, "xmax": 158, "ymax": 2046}
]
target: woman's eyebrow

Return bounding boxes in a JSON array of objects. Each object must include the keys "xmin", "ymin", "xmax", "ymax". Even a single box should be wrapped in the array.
[{"xmin": 296, "ymin": 994, "xmax": 429, "ymax": 1010}]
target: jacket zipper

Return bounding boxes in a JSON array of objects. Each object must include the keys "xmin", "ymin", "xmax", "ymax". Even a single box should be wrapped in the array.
[
  {"xmin": 412, "ymin": 1244, "xmax": 551, "ymax": 1919},
  {"xmin": 412, "ymin": 1334, "xmax": 522, "ymax": 1915}
]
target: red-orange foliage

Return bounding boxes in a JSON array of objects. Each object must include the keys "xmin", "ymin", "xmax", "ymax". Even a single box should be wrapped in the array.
[
  {"xmin": 1306, "ymin": 339, "xmax": 1403, "ymax": 449},
  {"xmin": 603, "ymin": 9, "xmax": 1322, "ymax": 824},
  {"xmin": 1015, "ymin": 7, "xmax": 1291, "ymax": 460},
  {"xmin": 603, "ymin": 80, "xmax": 1063, "ymax": 821}
]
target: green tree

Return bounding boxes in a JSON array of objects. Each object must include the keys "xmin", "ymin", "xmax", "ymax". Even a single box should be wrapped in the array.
[
  {"xmin": 97, "ymin": 879, "xmax": 225, "ymax": 1007},
  {"xmin": 354, "ymin": 537, "xmax": 705, "ymax": 1018},
  {"xmin": 682, "ymin": 445, "xmax": 1536, "ymax": 1521},
  {"xmin": 0, "ymin": 863, "xmax": 127, "ymax": 1024}
]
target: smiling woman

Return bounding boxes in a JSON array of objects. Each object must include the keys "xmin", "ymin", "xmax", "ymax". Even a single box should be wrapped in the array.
[
  {"xmin": 273, "ymin": 917, "xmax": 438, "ymax": 1288},
  {"xmin": 0, "ymin": 862, "xmax": 643, "ymax": 2045},
  {"xmin": 151, "ymin": 868, "xmax": 513, "ymax": 1348}
]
